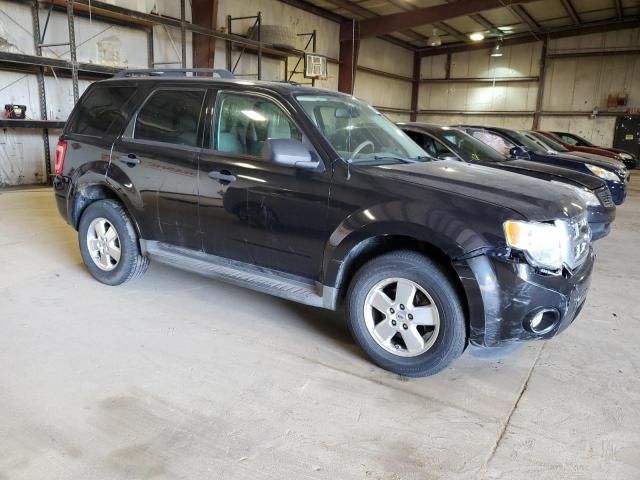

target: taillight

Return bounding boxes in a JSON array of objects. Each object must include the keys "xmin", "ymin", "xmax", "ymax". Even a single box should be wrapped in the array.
[{"xmin": 55, "ymin": 140, "xmax": 67, "ymax": 175}]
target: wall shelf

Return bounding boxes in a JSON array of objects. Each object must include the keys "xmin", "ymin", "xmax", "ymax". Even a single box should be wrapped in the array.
[{"xmin": 0, "ymin": 119, "xmax": 66, "ymax": 129}]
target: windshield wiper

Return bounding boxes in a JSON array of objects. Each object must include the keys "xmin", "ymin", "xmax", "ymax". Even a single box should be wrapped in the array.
[{"xmin": 373, "ymin": 154, "xmax": 418, "ymax": 164}]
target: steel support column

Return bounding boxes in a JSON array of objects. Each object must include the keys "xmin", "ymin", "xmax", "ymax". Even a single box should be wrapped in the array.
[
  {"xmin": 338, "ymin": 21, "xmax": 359, "ymax": 94},
  {"xmin": 532, "ymin": 39, "xmax": 548, "ymax": 129},
  {"xmin": 66, "ymin": 0, "xmax": 79, "ymax": 102},
  {"xmin": 410, "ymin": 51, "xmax": 420, "ymax": 121},
  {"xmin": 31, "ymin": 0, "xmax": 52, "ymax": 184},
  {"xmin": 180, "ymin": 0, "xmax": 187, "ymax": 68},
  {"xmin": 192, "ymin": 0, "xmax": 218, "ymax": 69}
]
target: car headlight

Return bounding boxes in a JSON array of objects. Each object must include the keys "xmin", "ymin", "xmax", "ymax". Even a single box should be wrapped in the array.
[
  {"xmin": 550, "ymin": 181, "xmax": 600, "ymax": 207},
  {"xmin": 586, "ymin": 164, "xmax": 620, "ymax": 182},
  {"xmin": 618, "ymin": 152, "xmax": 632, "ymax": 160},
  {"xmin": 504, "ymin": 220, "xmax": 566, "ymax": 270}
]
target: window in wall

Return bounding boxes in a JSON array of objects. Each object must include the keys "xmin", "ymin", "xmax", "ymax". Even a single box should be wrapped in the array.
[
  {"xmin": 134, "ymin": 89, "xmax": 205, "ymax": 147},
  {"xmin": 69, "ymin": 86, "xmax": 136, "ymax": 137},
  {"xmin": 215, "ymin": 92, "xmax": 302, "ymax": 156}
]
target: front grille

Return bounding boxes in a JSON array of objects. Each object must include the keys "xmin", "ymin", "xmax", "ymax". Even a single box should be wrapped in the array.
[
  {"xmin": 561, "ymin": 214, "xmax": 591, "ymax": 270},
  {"xmin": 595, "ymin": 186, "xmax": 615, "ymax": 208},
  {"xmin": 617, "ymin": 168, "xmax": 630, "ymax": 183}
]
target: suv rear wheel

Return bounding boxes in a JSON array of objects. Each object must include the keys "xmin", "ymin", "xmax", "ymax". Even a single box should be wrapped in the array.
[
  {"xmin": 346, "ymin": 251, "xmax": 466, "ymax": 377},
  {"xmin": 78, "ymin": 200, "xmax": 149, "ymax": 285}
]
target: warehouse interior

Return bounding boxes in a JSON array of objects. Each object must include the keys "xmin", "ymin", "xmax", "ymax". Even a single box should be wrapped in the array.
[{"xmin": 1, "ymin": 0, "xmax": 639, "ymax": 478}]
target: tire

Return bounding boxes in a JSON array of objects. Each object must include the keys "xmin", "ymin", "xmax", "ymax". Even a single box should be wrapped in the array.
[
  {"xmin": 78, "ymin": 199, "xmax": 149, "ymax": 285},
  {"xmin": 346, "ymin": 250, "xmax": 466, "ymax": 377}
]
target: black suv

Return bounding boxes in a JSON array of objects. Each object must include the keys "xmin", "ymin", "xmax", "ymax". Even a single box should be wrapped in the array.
[{"xmin": 54, "ymin": 69, "xmax": 594, "ymax": 377}]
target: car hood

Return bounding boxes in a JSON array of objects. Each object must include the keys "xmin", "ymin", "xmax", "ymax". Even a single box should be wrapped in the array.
[
  {"xmin": 607, "ymin": 147, "xmax": 637, "ymax": 159},
  {"xmin": 494, "ymin": 159, "xmax": 605, "ymax": 190},
  {"xmin": 370, "ymin": 160, "xmax": 586, "ymax": 221},
  {"xmin": 541, "ymin": 151, "xmax": 625, "ymax": 171}
]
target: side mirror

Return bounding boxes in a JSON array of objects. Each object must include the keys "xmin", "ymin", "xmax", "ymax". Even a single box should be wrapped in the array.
[
  {"xmin": 437, "ymin": 153, "xmax": 459, "ymax": 162},
  {"xmin": 262, "ymin": 139, "xmax": 319, "ymax": 170},
  {"xmin": 510, "ymin": 146, "xmax": 530, "ymax": 159}
]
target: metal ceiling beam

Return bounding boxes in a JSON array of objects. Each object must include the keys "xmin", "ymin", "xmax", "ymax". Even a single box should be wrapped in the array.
[
  {"xmin": 275, "ymin": 0, "xmax": 344, "ymax": 23},
  {"xmin": 324, "ymin": 0, "xmax": 428, "ymax": 44},
  {"xmin": 433, "ymin": 22, "xmax": 468, "ymax": 43},
  {"xmin": 469, "ymin": 13, "xmax": 503, "ymax": 36},
  {"xmin": 386, "ymin": 0, "xmax": 468, "ymax": 43},
  {"xmin": 559, "ymin": 0, "xmax": 580, "ymax": 25},
  {"xmin": 347, "ymin": 0, "xmax": 538, "ymax": 39},
  {"xmin": 510, "ymin": 4, "xmax": 540, "ymax": 31},
  {"xmin": 441, "ymin": 1, "xmax": 503, "ymax": 37},
  {"xmin": 418, "ymin": 16, "xmax": 640, "ymax": 57},
  {"xmin": 274, "ymin": 0, "xmax": 415, "ymax": 49}
]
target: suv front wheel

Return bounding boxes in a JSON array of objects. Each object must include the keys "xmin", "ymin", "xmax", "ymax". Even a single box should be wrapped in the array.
[
  {"xmin": 346, "ymin": 251, "xmax": 466, "ymax": 377},
  {"xmin": 78, "ymin": 199, "xmax": 149, "ymax": 285}
]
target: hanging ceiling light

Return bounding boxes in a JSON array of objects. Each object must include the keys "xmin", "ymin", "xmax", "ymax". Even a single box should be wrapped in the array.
[
  {"xmin": 469, "ymin": 32, "xmax": 485, "ymax": 41},
  {"xmin": 427, "ymin": 28, "xmax": 442, "ymax": 47},
  {"xmin": 491, "ymin": 41, "xmax": 503, "ymax": 57}
]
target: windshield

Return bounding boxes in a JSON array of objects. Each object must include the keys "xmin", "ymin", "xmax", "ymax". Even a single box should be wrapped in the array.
[
  {"xmin": 528, "ymin": 132, "xmax": 570, "ymax": 152},
  {"xmin": 570, "ymin": 133, "xmax": 593, "ymax": 147},
  {"xmin": 437, "ymin": 128, "xmax": 507, "ymax": 162},
  {"xmin": 509, "ymin": 130, "xmax": 548, "ymax": 154},
  {"xmin": 295, "ymin": 94, "xmax": 430, "ymax": 165}
]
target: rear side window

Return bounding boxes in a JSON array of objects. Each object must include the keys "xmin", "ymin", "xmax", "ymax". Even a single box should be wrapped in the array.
[
  {"xmin": 134, "ymin": 89, "xmax": 205, "ymax": 147},
  {"xmin": 68, "ymin": 86, "xmax": 136, "ymax": 137},
  {"xmin": 470, "ymin": 130, "xmax": 514, "ymax": 156}
]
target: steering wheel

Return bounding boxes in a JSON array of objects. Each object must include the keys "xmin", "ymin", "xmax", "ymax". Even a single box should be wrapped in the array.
[{"xmin": 349, "ymin": 140, "xmax": 375, "ymax": 161}]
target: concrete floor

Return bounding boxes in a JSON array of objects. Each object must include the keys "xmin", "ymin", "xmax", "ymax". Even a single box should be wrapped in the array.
[{"xmin": 1, "ymin": 183, "xmax": 639, "ymax": 480}]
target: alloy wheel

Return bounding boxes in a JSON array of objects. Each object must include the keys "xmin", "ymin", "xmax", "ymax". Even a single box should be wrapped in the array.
[
  {"xmin": 86, "ymin": 217, "xmax": 121, "ymax": 271},
  {"xmin": 363, "ymin": 277, "xmax": 440, "ymax": 357}
]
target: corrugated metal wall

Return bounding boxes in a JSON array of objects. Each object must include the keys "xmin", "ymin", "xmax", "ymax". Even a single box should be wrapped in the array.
[{"xmin": 419, "ymin": 28, "xmax": 640, "ymax": 146}]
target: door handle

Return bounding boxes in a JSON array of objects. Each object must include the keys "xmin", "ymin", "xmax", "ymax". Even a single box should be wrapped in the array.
[
  {"xmin": 208, "ymin": 170, "xmax": 237, "ymax": 185},
  {"xmin": 118, "ymin": 154, "xmax": 140, "ymax": 167}
]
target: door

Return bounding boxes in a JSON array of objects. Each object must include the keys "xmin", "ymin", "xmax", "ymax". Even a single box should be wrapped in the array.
[
  {"xmin": 111, "ymin": 87, "xmax": 206, "ymax": 249},
  {"xmin": 613, "ymin": 116, "xmax": 640, "ymax": 159},
  {"xmin": 198, "ymin": 90, "xmax": 331, "ymax": 279}
]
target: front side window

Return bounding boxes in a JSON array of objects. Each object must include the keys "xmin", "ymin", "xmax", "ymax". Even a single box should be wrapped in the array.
[
  {"xmin": 295, "ymin": 94, "xmax": 429, "ymax": 165},
  {"xmin": 215, "ymin": 92, "xmax": 302, "ymax": 156},
  {"xmin": 69, "ymin": 86, "xmax": 136, "ymax": 137},
  {"xmin": 560, "ymin": 133, "xmax": 579, "ymax": 145},
  {"xmin": 134, "ymin": 89, "xmax": 205, "ymax": 147}
]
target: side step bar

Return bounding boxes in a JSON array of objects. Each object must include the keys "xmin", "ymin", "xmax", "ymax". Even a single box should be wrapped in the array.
[{"xmin": 144, "ymin": 241, "xmax": 333, "ymax": 309}]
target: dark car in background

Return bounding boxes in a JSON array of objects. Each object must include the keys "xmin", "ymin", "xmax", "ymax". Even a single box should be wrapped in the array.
[
  {"xmin": 455, "ymin": 125, "xmax": 628, "ymax": 205},
  {"xmin": 399, "ymin": 123, "xmax": 616, "ymax": 240},
  {"xmin": 53, "ymin": 69, "xmax": 596, "ymax": 377},
  {"xmin": 527, "ymin": 130, "xmax": 624, "ymax": 166},
  {"xmin": 548, "ymin": 131, "xmax": 637, "ymax": 170}
]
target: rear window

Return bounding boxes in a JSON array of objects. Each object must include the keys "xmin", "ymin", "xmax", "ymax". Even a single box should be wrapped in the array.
[
  {"xmin": 134, "ymin": 89, "xmax": 205, "ymax": 147},
  {"xmin": 68, "ymin": 86, "xmax": 136, "ymax": 137}
]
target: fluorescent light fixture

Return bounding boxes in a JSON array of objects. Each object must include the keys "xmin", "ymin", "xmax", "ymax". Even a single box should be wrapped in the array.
[
  {"xmin": 498, "ymin": 25, "xmax": 514, "ymax": 32},
  {"xmin": 241, "ymin": 110, "xmax": 266, "ymax": 122},
  {"xmin": 469, "ymin": 32, "xmax": 485, "ymax": 41}
]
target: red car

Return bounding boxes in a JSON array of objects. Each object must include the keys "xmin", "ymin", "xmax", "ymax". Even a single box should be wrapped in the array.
[{"xmin": 538, "ymin": 131, "xmax": 637, "ymax": 170}]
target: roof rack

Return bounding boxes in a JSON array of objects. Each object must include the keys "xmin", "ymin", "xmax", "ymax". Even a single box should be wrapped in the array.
[{"xmin": 114, "ymin": 68, "xmax": 235, "ymax": 79}]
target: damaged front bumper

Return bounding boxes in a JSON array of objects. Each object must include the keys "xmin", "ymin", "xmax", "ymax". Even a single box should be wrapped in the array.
[{"xmin": 455, "ymin": 247, "xmax": 595, "ymax": 347}]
